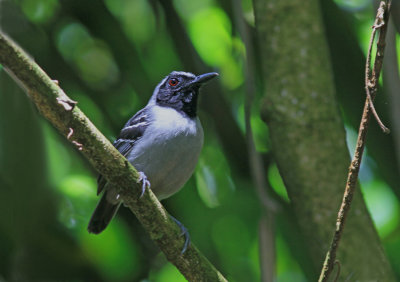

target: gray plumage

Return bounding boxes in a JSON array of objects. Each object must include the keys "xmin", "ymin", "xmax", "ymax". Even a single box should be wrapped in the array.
[{"xmin": 88, "ymin": 71, "xmax": 218, "ymax": 234}]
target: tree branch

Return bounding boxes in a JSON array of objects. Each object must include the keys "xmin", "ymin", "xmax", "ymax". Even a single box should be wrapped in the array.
[
  {"xmin": 254, "ymin": 0, "xmax": 394, "ymax": 279},
  {"xmin": 0, "ymin": 32, "xmax": 227, "ymax": 282},
  {"xmin": 231, "ymin": 0, "xmax": 278, "ymax": 280},
  {"xmin": 318, "ymin": 1, "xmax": 392, "ymax": 281}
]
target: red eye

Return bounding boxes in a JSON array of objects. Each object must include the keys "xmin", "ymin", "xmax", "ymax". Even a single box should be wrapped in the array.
[{"xmin": 169, "ymin": 78, "xmax": 179, "ymax": 86}]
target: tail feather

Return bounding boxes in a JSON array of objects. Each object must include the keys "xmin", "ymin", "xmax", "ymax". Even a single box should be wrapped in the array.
[{"xmin": 88, "ymin": 192, "xmax": 121, "ymax": 234}]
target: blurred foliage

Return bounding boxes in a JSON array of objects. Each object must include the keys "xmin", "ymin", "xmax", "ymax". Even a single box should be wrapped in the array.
[{"xmin": 1, "ymin": 0, "xmax": 400, "ymax": 281}]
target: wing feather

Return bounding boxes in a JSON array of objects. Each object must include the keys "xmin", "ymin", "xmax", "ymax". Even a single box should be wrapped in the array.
[{"xmin": 97, "ymin": 108, "xmax": 149, "ymax": 195}]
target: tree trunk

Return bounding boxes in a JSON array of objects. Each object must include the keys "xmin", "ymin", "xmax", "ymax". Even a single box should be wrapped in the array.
[{"xmin": 252, "ymin": 0, "xmax": 395, "ymax": 280}]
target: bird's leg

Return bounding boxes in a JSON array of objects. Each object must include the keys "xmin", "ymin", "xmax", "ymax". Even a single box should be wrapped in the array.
[
  {"xmin": 170, "ymin": 215, "xmax": 190, "ymax": 254},
  {"xmin": 137, "ymin": 171, "xmax": 151, "ymax": 197}
]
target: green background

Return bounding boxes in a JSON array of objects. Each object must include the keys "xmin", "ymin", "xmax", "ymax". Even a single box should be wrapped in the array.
[{"xmin": 1, "ymin": 0, "xmax": 399, "ymax": 281}]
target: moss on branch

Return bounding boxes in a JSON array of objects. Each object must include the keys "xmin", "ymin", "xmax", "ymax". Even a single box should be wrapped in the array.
[{"xmin": 0, "ymin": 32, "xmax": 227, "ymax": 282}]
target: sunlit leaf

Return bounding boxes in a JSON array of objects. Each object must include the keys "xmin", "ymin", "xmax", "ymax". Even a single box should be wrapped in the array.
[
  {"xmin": 196, "ymin": 164, "xmax": 219, "ymax": 208},
  {"xmin": 75, "ymin": 41, "xmax": 120, "ymax": 88},
  {"xmin": 251, "ymin": 111, "xmax": 270, "ymax": 153},
  {"xmin": 334, "ymin": 0, "xmax": 370, "ymax": 11},
  {"xmin": 173, "ymin": 0, "xmax": 213, "ymax": 19},
  {"xmin": 195, "ymin": 132, "xmax": 235, "ymax": 207},
  {"xmin": 268, "ymin": 164, "xmax": 289, "ymax": 202},
  {"xmin": 55, "ymin": 22, "xmax": 120, "ymax": 89},
  {"xmin": 188, "ymin": 7, "xmax": 243, "ymax": 88},
  {"xmin": 57, "ymin": 174, "xmax": 97, "ymax": 229},
  {"xmin": 105, "ymin": 0, "xmax": 155, "ymax": 44},
  {"xmin": 80, "ymin": 220, "xmax": 141, "ymax": 281},
  {"xmin": 58, "ymin": 174, "xmax": 96, "ymax": 199},
  {"xmin": 242, "ymin": 0, "xmax": 255, "ymax": 26},
  {"xmin": 276, "ymin": 234, "xmax": 307, "ymax": 281},
  {"xmin": 188, "ymin": 7, "xmax": 231, "ymax": 66},
  {"xmin": 21, "ymin": 0, "xmax": 59, "ymax": 24},
  {"xmin": 361, "ymin": 180, "xmax": 400, "ymax": 238},
  {"xmin": 56, "ymin": 22, "xmax": 91, "ymax": 60}
]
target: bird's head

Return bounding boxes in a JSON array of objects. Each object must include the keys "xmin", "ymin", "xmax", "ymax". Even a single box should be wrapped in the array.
[{"xmin": 151, "ymin": 71, "xmax": 219, "ymax": 118}]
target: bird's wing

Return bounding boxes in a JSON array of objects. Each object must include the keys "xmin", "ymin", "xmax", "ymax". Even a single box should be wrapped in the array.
[
  {"xmin": 114, "ymin": 108, "xmax": 149, "ymax": 155},
  {"xmin": 97, "ymin": 108, "xmax": 149, "ymax": 195}
]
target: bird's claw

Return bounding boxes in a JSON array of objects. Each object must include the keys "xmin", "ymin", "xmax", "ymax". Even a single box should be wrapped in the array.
[
  {"xmin": 170, "ymin": 215, "xmax": 190, "ymax": 254},
  {"xmin": 137, "ymin": 171, "xmax": 151, "ymax": 198}
]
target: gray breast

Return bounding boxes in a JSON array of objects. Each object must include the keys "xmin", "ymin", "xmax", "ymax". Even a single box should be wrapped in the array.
[{"xmin": 126, "ymin": 106, "xmax": 204, "ymax": 200}]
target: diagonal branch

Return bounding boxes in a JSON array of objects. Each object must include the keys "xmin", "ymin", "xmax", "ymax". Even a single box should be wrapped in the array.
[
  {"xmin": 0, "ymin": 32, "xmax": 227, "ymax": 282},
  {"xmin": 318, "ymin": 1, "xmax": 392, "ymax": 281}
]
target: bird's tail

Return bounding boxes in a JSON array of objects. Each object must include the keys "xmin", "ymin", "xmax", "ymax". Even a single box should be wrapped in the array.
[{"xmin": 88, "ymin": 192, "xmax": 121, "ymax": 234}]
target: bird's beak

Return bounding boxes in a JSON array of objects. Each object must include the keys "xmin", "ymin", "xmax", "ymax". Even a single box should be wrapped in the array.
[{"xmin": 190, "ymin": 72, "xmax": 219, "ymax": 87}]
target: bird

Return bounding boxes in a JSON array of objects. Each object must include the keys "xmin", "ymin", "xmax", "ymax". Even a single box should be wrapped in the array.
[{"xmin": 88, "ymin": 71, "xmax": 219, "ymax": 251}]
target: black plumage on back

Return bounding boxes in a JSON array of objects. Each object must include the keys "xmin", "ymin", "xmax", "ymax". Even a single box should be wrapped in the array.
[
  {"xmin": 96, "ymin": 108, "xmax": 149, "ymax": 195},
  {"xmin": 89, "ymin": 108, "xmax": 149, "ymax": 234},
  {"xmin": 88, "ymin": 71, "xmax": 218, "ymax": 240}
]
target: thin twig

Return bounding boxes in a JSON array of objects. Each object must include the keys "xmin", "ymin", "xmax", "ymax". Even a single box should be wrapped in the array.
[
  {"xmin": 318, "ymin": 1, "xmax": 392, "ymax": 281},
  {"xmin": 366, "ymin": 1, "xmax": 391, "ymax": 134},
  {"xmin": 333, "ymin": 261, "xmax": 341, "ymax": 282}
]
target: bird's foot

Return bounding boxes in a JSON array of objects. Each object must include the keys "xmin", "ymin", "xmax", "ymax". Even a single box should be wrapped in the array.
[
  {"xmin": 137, "ymin": 171, "xmax": 151, "ymax": 197},
  {"xmin": 170, "ymin": 215, "xmax": 190, "ymax": 254}
]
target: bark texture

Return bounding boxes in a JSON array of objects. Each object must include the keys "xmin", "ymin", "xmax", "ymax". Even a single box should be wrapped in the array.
[
  {"xmin": 252, "ymin": 0, "xmax": 395, "ymax": 280},
  {"xmin": 0, "ymin": 32, "xmax": 227, "ymax": 282}
]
